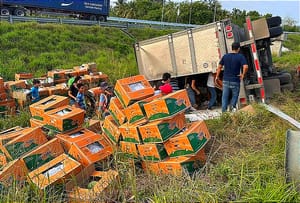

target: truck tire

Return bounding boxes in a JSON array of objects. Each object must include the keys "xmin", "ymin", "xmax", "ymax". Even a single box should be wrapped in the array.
[
  {"xmin": 98, "ymin": 16, "xmax": 106, "ymax": 22},
  {"xmin": 281, "ymin": 83, "xmax": 294, "ymax": 92},
  {"xmin": 14, "ymin": 8, "xmax": 25, "ymax": 16},
  {"xmin": 266, "ymin": 16, "xmax": 282, "ymax": 27},
  {"xmin": 0, "ymin": 7, "xmax": 10, "ymax": 16},
  {"xmin": 269, "ymin": 26, "xmax": 283, "ymax": 38},
  {"xmin": 89, "ymin": 15, "xmax": 97, "ymax": 21}
]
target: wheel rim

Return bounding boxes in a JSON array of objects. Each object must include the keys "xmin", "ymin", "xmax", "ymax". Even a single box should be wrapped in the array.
[
  {"xmin": 1, "ymin": 9, "xmax": 10, "ymax": 16},
  {"xmin": 15, "ymin": 9, "xmax": 25, "ymax": 16}
]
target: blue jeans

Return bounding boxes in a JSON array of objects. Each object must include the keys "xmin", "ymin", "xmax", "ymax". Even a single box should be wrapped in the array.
[
  {"xmin": 186, "ymin": 86, "xmax": 196, "ymax": 106},
  {"xmin": 208, "ymin": 87, "xmax": 217, "ymax": 109},
  {"xmin": 222, "ymin": 80, "xmax": 240, "ymax": 112}
]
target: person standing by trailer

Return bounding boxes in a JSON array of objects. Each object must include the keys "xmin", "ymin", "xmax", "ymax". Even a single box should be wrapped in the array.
[
  {"xmin": 215, "ymin": 42, "xmax": 248, "ymax": 112},
  {"xmin": 206, "ymin": 72, "xmax": 217, "ymax": 110}
]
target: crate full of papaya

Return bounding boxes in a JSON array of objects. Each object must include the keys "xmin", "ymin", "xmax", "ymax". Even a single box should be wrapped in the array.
[{"xmin": 114, "ymin": 75, "xmax": 154, "ymax": 107}]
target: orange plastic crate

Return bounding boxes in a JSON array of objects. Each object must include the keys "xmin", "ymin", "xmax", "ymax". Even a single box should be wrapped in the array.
[
  {"xmin": 108, "ymin": 97, "xmax": 127, "ymax": 126},
  {"xmin": 114, "ymin": 75, "xmax": 154, "ymax": 107},
  {"xmin": 102, "ymin": 115, "xmax": 121, "ymax": 144},
  {"xmin": 138, "ymin": 113, "xmax": 186, "ymax": 143},
  {"xmin": 28, "ymin": 153, "xmax": 82, "ymax": 190},
  {"xmin": 43, "ymin": 105, "xmax": 85, "ymax": 132},
  {"xmin": 143, "ymin": 89, "xmax": 191, "ymax": 121},
  {"xmin": 119, "ymin": 121, "xmax": 146, "ymax": 144},
  {"xmin": 163, "ymin": 121, "xmax": 211, "ymax": 157},
  {"xmin": 56, "ymin": 128, "xmax": 97, "ymax": 151},
  {"xmin": 4, "ymin": 127, "xmax": 48, "ymax": 160},
  {"xmin": 29, "ymin": 95, "xmax": 69, "ymax": 121},
  {"xmin": 119, "ymin": 141, "xmax": 139, "ymax": 159},
  {"xmin": 158, "ymin": 149, "xmax": 206, "ymax": 175},
  {"xmin": 0, "ymin": 159, "xmax": 28, "ymax": 185},
  {"xmin": 123, "ymin": 93, "xmax": 162, "ymax": 124},
  {"xmin": 22, "ymin": 138, "xmax": 64, "ymax": 171},
  {"xmin": 68, "ymin": 134, "xmax": 113, "ymax": 167},
  {"xmin": 137, "ymin": 143, "xmax": 168, "ymax": 161}
]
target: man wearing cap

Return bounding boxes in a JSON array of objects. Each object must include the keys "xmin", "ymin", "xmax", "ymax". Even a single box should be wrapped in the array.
[{"xmin": 215, "ymin": 42, "xmax": 248, "ymax": 112}]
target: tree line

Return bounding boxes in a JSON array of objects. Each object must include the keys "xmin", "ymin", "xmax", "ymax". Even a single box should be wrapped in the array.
[{"xmin": 110, "ymin": 0, "xmax": 299, "ymax": 31}]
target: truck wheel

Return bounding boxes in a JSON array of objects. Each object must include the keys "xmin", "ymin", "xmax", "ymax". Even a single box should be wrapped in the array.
[
  {"xmin": 98, "ymin": 16, "xmax": 106, "ymax": 22},
  {"xmin": 266, "ymin": 16, "xmax": 282, "ymax": 27},
  {"xmin": 89, "ymin": 15, "xmax": 98, "ymax": 21},
  {"xmin": 0, "ymin": 8, "xmax": 10, "ymax": 16},
  {"xmin": 281, "ymin": 83, "xmax": 294, "ymax": 92},
  {"xmin": 14, "ymin": 8, "xmax": 25, "ymax": 17},
  {"xmin": 269, "ymin": 26, "xmax": 283, "ymax": 38}
]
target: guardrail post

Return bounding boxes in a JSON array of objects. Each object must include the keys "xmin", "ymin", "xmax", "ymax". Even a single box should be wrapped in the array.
[
  {"xmin": 59, "ymin": 18, "xmax": 63, "ymax": 24},
  {"xmin": 9, "ymin": 15, "xmax": 13, "ymax": 24}
]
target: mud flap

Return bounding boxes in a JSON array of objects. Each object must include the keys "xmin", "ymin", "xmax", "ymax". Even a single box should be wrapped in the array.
[{"xmin": 285, "ymin": 130, "xmax": 300, "ymax": 190}]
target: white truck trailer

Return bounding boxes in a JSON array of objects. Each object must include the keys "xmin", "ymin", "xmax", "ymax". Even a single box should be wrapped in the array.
[{"xmin": 134, "ymin": 16, "xmax": 293, "ymax": 105}]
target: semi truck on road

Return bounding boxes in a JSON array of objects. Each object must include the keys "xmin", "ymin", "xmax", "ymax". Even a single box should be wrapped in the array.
[
  {"xmin": 135, "ymin": 16, "xmax": 293, "ymax": 106},
  {"xmin": 0, "ymin": 0, "xmax": 110, "ymax": 21}
]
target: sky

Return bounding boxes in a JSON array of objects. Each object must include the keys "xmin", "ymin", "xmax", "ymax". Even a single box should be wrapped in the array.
[{"xmin": 219, "ymin": 0, "xmax": 300, "ymax": 25}]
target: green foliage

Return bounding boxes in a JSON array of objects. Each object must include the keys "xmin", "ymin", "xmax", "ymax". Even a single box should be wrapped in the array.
[{"xmin": 0, "ymin": 110, "xmax": 31, "ymax": 129}]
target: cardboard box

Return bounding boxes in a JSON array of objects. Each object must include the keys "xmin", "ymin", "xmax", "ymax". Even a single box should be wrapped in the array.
[
  {"xmin": 0, "ymin": 99, "xmax": 16, "ymax": 114},
  {"xmin": 123, "ymin": 93, "xmax": 162, "ymax": 124},
  {"xmin": 0, "ymin": 159, "xmax": 28, "ymax": 185},
  {"xmin": 119, "ymin": 121, "xmax": 146, "ymax": 144},
  {"xmin": 0, "ymin": 153, "xmax": 7, "ymax": 167},
  {"xmin": 137, "ymin": 143, "xmax": 168, "ymax": 161},
  {"xmin": 22, "ymin": 138, "xmax": 64, "ymax": 171},
  {"xmin": 66, "ymin": 164, "xmax": 119, "ymax": 202},
  {"xmin": 164, "ymin": 121, "xmax": 211, "ymax": 157},
  {"xmin": 47, "ymin": 70, "xmax": 66, "ymax": 80},
  {"xmin": 68, "ymin": 134, "xmax": 113, "ymax": 167},
  {"xmin": 28, "ymin": 153, "xmax": 82, "ymax": 190},
  {"xmin": 4, "ymin": 127, "xmax": 48, "ymax": 160},
  {"xmin": 47, "ymin": 86, "xmax": 68, "ymax": 96},
  {"xmin": 114, "ymin": 75, "xmax": 154, "ymax": 107},
  {"xmin": 0, "ymin": 127, "xmax": 30, "ymax": 146},
  {"xmin": 0, "ymin": 92, "xmax": 7, "ymax": 100},
  {"xmin": 119, "ymin": 141, "xmax": 139, "ymax": 159},
  {"xmin": 102, "ymin": 115, "xmax": 121, "ymax": 144},
  {"xmin": 43, "ymin": 105, "xmax": 85, "ymax": 132},
  {"xmin": 73, "ymin": 66, "xmax": 89, "ymax": 76},
  {"xmin": 141, "ymin": 161, "xmax": 160, "ymax": 175},
  {"xmin": 143, "ymin": 89, "xmax": 191, "ymax": 121},
  {"xmin": 158, "ymin": 149, "xmax": 206, "ymax": 175},
  {"xmin": 88, "ymin": 119, "xmax": 102, "ymax": 134},
  {"xmin": 12, "ymin": 89, "xmax": 31, "ymax": 101},
  {"xmin": 108, "ymin": 97, "xmax": 127, "ymax": 126},
  {"xmin": 56, "ymin": 128, "xmax": 97, "ymax": 151},
  {"xmin": 64, "ymin": 69, "xmax": 78, "ymax": 77},
  {"xmin": 15, "ymin": 73, "xmax": 33, "ymax": 81},
  {"xmin": 4, "ymin": 80, "xmax": 26, "ymax": 91},
  {"xmin": 29, "ymin": 118, "xmax": 44, "ymax": 128},
  {"xmin": 138, "ymin": 113, "xmax": 186, "ymax": 143},
  {"xmin": 29, "ymin": 95, "xmax": 69, "ymax": 121}
]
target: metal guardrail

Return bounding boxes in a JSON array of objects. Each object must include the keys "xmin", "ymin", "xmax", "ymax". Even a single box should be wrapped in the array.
[{"xmin": 0, "ymin": 15, "xmax": 197, "ymax": 29}]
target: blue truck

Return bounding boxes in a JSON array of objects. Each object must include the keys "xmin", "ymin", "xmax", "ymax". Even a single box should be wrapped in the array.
[{"xmin": 0, "ymin": 0, "xmax": 110, "ymax": 21}]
